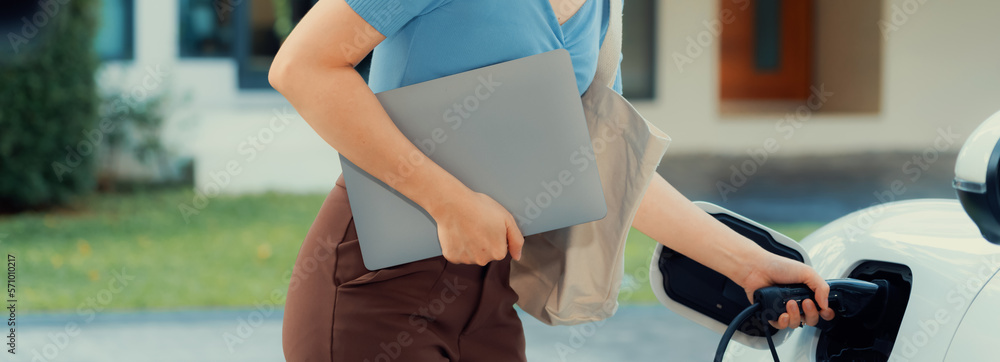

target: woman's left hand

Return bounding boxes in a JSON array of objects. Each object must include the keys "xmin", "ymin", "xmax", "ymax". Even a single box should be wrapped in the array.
[{"xmin": 738, "ymin": 253, "xmax": 836, "ymax": 329}]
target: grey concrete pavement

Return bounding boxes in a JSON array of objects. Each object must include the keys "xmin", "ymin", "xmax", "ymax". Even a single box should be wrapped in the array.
[{"xmin": 11, "ymin": 306, "xmax": 719, "ymax": 362}]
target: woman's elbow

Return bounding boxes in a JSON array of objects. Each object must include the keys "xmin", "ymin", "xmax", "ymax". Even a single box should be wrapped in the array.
[
  {"xmin": 268, "ymin": 54, "xmax": 348, "ymax": 92},
  {"xmin": 268, "ymin": 55, "xmax": 293, "ymax": 92},
  {"xmin": 269, "ymin": 49, "xmax": 354, "ymax": 93}
]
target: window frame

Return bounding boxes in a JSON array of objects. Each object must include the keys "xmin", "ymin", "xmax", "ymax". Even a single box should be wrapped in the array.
[
  {"xmin": 96, "ymin": 0, "xmax": 136, "ymax": 61},
  {"xmin": 232, "ymin": 0, "xmax": 367, "ymax": 90},
  {"xmin": 621, "ymin": 0, "xmax": 657, "ymax": 101},
  {"xmin": 233, "ymin": 1, "xmax": 269, "ymax": 89},
  {"xmin": 177, "ymin": 0, "xmax": 236, "ymax": 58}
]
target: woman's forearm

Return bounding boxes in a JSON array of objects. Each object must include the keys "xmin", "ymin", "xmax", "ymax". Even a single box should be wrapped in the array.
[
  {"xmin": 270, "ymin": 64, "xmax": 468, "ymax": 217},
  {"xmin": 632, "ymin": 173, "xmax": 767, "ymax": 284},
  {"xmin": 267, "ymin": 0, "xmax": 469, "ymax": 218}
]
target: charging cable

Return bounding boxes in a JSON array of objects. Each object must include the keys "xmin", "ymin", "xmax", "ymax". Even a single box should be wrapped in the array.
[{"xmin": 713, "ymin": 279, "xmax": 886, "ymax": 362}]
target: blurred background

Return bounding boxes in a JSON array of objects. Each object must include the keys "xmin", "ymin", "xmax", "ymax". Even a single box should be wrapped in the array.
[{"xmin": 1, "ymin": 0, "xmax": 997, "ymax": 361}]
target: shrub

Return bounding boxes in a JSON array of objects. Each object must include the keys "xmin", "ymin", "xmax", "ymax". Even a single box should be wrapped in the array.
[{"xmin": 0, "ymin": 0, "xmax": 100, "ymax": 212}]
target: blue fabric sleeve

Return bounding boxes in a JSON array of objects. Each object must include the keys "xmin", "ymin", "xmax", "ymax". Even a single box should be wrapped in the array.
[
  {"xmin": 345, "ymin": 0, "xmax": 451, "ymax": 38},
  {"xmin": 613, "ymin": 0, "xmax": 623, "ymax": 94},
  {"xmin": 612, "ymin": 58, "xmax": 623, "ymax": 94}
]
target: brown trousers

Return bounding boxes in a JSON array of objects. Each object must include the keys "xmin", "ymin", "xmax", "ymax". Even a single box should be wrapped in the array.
[{"xmin": 282, "ymin": 176, "xmax": 527, "ymax": 362}]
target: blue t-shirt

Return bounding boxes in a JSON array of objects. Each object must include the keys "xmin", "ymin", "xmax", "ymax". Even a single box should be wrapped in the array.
[{"xmin": 346, "ymin": 0, "xmax": 623, "ymax": 95}]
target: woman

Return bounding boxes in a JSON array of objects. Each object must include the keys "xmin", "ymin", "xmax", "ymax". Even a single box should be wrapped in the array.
[{"xmin": 270, "ymin": 0, "xmax": 836, "ymax": 360}]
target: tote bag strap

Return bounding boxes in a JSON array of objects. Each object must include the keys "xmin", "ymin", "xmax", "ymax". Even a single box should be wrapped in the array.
[{"xmin": 593, "ymin": 0, "xmax": 623, "ymax": 88}]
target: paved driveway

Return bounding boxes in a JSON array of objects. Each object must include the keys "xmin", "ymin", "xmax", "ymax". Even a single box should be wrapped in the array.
[{"xmin": 11, "ymin": 306, "xmax": 719, "ymax": 361}]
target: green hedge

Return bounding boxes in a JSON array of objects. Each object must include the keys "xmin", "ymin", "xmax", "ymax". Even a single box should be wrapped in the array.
[{"xmin": 0, "ymin": 0, "xmax": 100, "ymax": 212}]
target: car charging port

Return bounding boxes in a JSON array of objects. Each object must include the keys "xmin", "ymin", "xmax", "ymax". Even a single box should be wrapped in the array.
[
  {"xmin": 816, "ymin": 261, "xmax": 913, "ymax": 362},
  {"xmin": 715, "ymin": 278, "xmax": 893, "ymax": 362}
]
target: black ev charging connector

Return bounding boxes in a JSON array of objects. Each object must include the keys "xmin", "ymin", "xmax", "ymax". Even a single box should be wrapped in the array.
[
  {"xmin": 714, "ymin": 279, "xmax": 890, "ymax": 362},
  {"xmin": 755, "ymin": 279, "xmax": 891, "ymax": 327}
]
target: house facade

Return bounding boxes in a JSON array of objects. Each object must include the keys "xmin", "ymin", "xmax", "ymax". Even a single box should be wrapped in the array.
[{"xmin": 91, "ymin": 0, "xmax": 1000, "ymax": 196}]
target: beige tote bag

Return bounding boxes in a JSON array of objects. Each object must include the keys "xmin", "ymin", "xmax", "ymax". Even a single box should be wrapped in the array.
[{"xmin": 509, "ymin": 0, "xmax": 672, "ymax": 326}]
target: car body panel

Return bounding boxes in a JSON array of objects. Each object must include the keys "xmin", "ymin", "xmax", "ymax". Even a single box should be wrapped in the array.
[
  {"xmin": 943, "ymin": 270, "xmax": 1000, "ymax": 362},
  {"xmin": 733, "ymin": 199, "xmax": 1000, "ymax": 361}
]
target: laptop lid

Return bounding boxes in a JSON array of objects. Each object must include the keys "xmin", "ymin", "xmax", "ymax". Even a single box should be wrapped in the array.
[{"xmin": 341, "ymin": 49, "xmax": 606, "ymax": 270}]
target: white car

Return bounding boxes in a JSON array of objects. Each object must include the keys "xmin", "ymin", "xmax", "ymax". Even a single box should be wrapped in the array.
[{"xmin": 650, "ymin": 111, "xmax": 1000, "ymax": 362}]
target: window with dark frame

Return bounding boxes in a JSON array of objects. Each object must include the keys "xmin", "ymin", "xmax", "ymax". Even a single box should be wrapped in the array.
[
  {"xmin": 621, "ymin": 0, "xmax": 656, "ymax": 100},
  {"xmin": 179, "ymin": 0, "xmax": 235, "ymax": 57},
  {"xmin": 95, "ymin": 0, "xmax": 135, "ymax": 61},
  {"xmin": 233, "ymin": 0, "xmax": 372, "ymax": 89}
]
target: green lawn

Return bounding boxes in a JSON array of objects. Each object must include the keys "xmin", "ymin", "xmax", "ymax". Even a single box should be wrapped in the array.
[{"xmin": 0, "ymin": 189, "xmax": 821, "ymax": 312}]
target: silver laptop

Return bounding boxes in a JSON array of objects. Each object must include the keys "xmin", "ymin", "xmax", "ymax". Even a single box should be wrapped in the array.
[{"xmin": 340, "ymin": 49, "xmax": 607, "ymax": 270}]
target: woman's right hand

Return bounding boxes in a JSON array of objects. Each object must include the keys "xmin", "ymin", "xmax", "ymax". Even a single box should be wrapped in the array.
[{"xmin": 430, "ymin": 190, "xmax": 524, "ymax": 266}]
